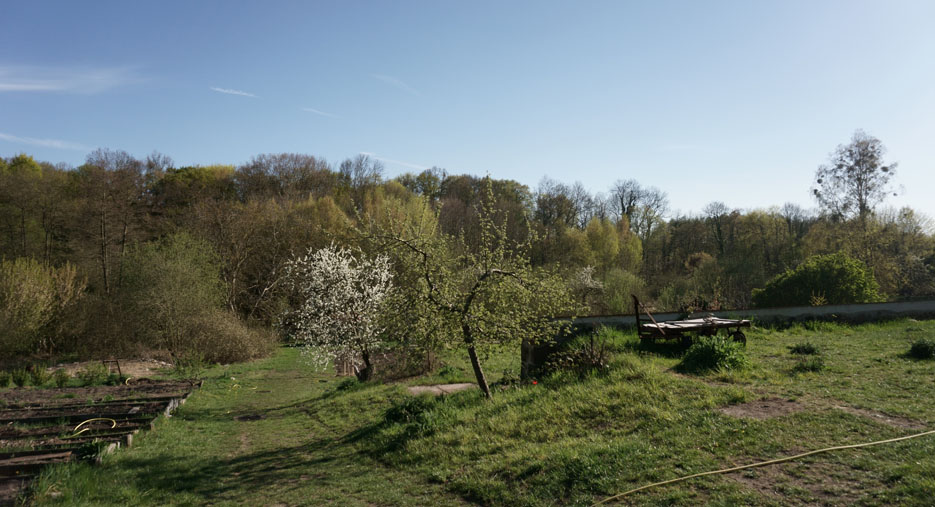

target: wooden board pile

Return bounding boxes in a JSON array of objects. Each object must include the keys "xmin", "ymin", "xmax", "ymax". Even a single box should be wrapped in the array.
[{"xmin": 0, "ymin": 379, "xmax": 198, "ymax": 505}]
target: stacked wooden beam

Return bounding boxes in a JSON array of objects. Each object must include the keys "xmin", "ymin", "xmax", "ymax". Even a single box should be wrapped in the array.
[{"xmin": 0, "ymin": 379, "xmax": 198, "ymax": 505}]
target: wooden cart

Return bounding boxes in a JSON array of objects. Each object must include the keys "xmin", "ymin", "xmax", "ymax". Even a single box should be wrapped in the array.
[{"xmin": 632, "ymin": 295, "xmax": 750, "ymax": 346}]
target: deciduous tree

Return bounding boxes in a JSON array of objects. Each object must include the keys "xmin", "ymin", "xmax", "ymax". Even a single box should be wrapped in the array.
[{"xmin": 812, "ymin": 130, "xmax": 897, "ymax": 222}]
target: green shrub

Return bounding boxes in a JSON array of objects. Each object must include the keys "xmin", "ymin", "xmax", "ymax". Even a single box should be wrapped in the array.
[
  {"xmin": 541, "ymin": 332, "xmax": 613, "ymax": 378},
  {"xmin": 908, "ymin": 338, "xmax": 935, "ymax": 360},
  {"xmin": 752, "ymin": 253, "xmax": 883, "ymax": 307},
  {"xmin": 11, "ymin": 368, "xmax": 30, "ymax": 387},
  {"xmin": 119, "ymin": 233, "xmax": 275, "ymax": 364},
  {"xmin": 676, "ymin": 336, "xmax": 748, "ymax": 374},
  {"xmin": 77, "ymin": 363, "xmax": 109, "ymax": 386},
  {"xmin": 29, "ymin": 365, "xmax": 52, "ymax": 387},
  {"xmin": 793, "ymin": 355, "xmax": 825, "ymax": 373},
  {"xmin": 173, "ymin": 354, "xmax": 206, "ymax": 379},
  {"xmin": 0, "ymin": 371, "xmax": 10, "ymax": 388},
  {"xmin": 789, "ymin": 342, "xmax": 819, "ymax": 355},
  {"xmin": 0, "ymin": 258, "xmax": 85, "ymax": 357},
  {"xmin": 602, "ymin": 268, "xmax": 646, "ymax": 314},
  {"xmin": 53, "ymin": 369, "xmax": 70, "ymax": 388},
  {"xmin": 121, "ymin": 233, "xmax": 224, "ymax": 357},
  {"xmin": 188, "ymin": 310, "xmax": 275, "ymax": 364}
]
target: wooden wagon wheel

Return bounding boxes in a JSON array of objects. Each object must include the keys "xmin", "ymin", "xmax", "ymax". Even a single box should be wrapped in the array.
[{"xmin": 730, "ymin": 330, "xmax": 747, "ymax": 346}]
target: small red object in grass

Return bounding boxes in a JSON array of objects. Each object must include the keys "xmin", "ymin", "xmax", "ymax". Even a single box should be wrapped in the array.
[{"xmin": 532, "ymin": 381, "xmax": 538, "ymax": 385}]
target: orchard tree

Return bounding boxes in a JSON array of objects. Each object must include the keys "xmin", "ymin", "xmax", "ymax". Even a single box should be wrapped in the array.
[
  {"xmin": 812, "ymin": 130, "xmax": 897, "ymax": 222},
  {"xmin": 364, "ymin": 179, "xmax": 576, "ymax": 398},
  {"xmin": 282, "ymin": 244, "xmax": 392, "ymax": 381}
]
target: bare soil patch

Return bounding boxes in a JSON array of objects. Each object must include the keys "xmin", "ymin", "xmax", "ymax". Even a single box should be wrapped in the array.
[
  {"xmin": 831, "ymin": 405, "xmax": 927, "ymax": 430},
  {"xmin": 0, "ymin": 379, "xmax": 195, "ymax": 409},
  {"xmin": 48, "ymin": 359, "xmax": 173, "ymax": 379},
  {"xmin": 407, "ymin": 383, "xmax": 477, "ymax": 396},
  {"xmin": 719, "ymin": 397, "xmax": 805, "ymax": 420},
  {"xmin": 731, "ymin": 460, "xmax": 870, "ymax": 505}
]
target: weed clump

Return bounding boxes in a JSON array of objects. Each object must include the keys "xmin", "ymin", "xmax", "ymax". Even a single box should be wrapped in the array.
[
  {"xmin": 792, "ymin": 355, "xmax": 825, "ymax": 373},
  {"xmin": 676, "ymin": 336, "xmax": 748, "ymax": 374},
  {"xmin": 384, "ymin": 395, "xmax": 438, "ymax": 425},
  {"xmin": 789, "ymin": 342, "xmax": 819, "ymax": 355},
  {"xmin": 908, "ymin": 338, "xmax": 935, "ymax": 360},
  {"xmin": 53, "ymin": 369, "xmax": 70, "ymax": 387},
  {"xmin": 11, "ymin": 368, "xmax": 30, "ymax": 387},
  {"xmin": 0, "ymin": 371, "xmax": 10, "ymax": 388},
  {"xmin": 437, "ymin": 365, "xmax": 463, "ymax": 383},
  {"xmin": 29, "ymin": 365, "xmax": 52, "ymax": 387},
  {"xmin": 77, "ymin": 363, "xmax": 109, "ymax": 386}
]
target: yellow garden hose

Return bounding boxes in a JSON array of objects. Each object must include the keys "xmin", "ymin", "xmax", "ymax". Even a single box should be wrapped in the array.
[
  {"xmin": 594, "ymin": 428, "xmax": 935, "ymax": 505},
  {"xmin": 64, "ymin": 418, "xmax": 117, "ymax": 439}
]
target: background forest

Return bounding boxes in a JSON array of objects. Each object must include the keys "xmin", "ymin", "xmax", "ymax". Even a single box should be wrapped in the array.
[{"xmin": 2, "ymin": 138, "xmax": 934, "ymax": 364}]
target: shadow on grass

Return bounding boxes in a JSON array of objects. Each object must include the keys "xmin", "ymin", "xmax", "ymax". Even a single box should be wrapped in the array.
[
  {"xmin": 98, "ymin": 437, "xmax": 363, "ymax": 503},
  {"xmin": 622, "ymin": 337, "xmax": 691, "ymax": 358}
]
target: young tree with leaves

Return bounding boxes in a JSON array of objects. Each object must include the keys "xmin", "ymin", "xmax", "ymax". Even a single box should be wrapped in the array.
[{"xmin": 364, "ymin": 179, "xmax": 575, "ymax": 398}]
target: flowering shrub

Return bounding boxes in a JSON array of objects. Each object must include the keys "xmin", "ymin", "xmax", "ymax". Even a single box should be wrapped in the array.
[{"xmin": 282, "ymin": 244, "xmax": 392, "ymax": 381}]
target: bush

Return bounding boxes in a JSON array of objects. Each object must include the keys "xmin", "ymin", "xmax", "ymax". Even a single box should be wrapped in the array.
[
  {"xmin": 0, "ymin": 371, "xmax": 10, "ymax": 388},
  {"xmin": 29, "ymin": 365, "xmax": 52, "ymax": 387},
  {"xmin": 752, "ymin": 253, "xmax": 883, "ymax": 307},
  {"xmin": 541, "ymin": 331, "xmax": 613, "ymax": 378},
  {"xmin": 117, "ymin": 233, "xmax": 274, "ymax": 365},
  {"xmin": 789, "ymin": 342, "xmax": 819, "ymax": 355},
  {"xmin": 53, "ymin": 369, "xmax": 70, "ymax": 388},
  {"xmin": 602, "ymin": 268, "xmax": 646, "ymax": 314},
  {"xmin": 0, "ymin": 258, "xmax": 85, "ymax": 356},
  {"xmin": 11, "ymin": 368, "xmax": 30, "ymax": 387},
  {"xmin": 676, "ymin": 336, "xmax": 748, "ymax": 374},
  {"xmin": 188, "ymin": 310, "xmax": 276, "ymax": 364},
  {"xmin": 120, "ymin": 233, "xmax": 225, "ymax": 359},
  {"xmin": 908, "ymin": 338, "xmax": 935, "ymax": 360}
]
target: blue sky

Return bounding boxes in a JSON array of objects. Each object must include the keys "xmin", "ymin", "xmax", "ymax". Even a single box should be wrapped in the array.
[{"xmin": 2, "ymin": 1, "xmax": 933, "ymax": 218}]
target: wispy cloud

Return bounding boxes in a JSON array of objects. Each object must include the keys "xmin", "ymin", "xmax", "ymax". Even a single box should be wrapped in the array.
[
  {"xmin": 360, "ymin": 151, "xmax": 428, "ymax": 171},
  {"xmin": 302, "ymin": 107, "xmax": 339, "ymax": 118},
  {"xmin": 371, "ymin": 74, "xmax": 420, "ymax": 96},
  {"xmin": 210, "ymin": 87, "xmax": 257, "ymax": 97},
  {"xmin": 0, "ymin": 132, "xmax": 91, "ymax": 151},
  {"xmin": 0, "ymin": 65, "xmax": 140, "ymax": 94}
]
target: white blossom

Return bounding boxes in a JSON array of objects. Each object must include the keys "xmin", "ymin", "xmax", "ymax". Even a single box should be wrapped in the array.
[{"xmin": 282, "ymin": 244, "xmax": 392, "ymax": 379}]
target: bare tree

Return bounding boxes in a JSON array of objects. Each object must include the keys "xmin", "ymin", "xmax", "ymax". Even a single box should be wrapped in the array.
[
  {"xmin": 812, "ymin": 130, "xmax": 897, "ymax": 222},
  {"xmin": 703, "ymin": 201, "xmax": 730, "ymax": 255}
]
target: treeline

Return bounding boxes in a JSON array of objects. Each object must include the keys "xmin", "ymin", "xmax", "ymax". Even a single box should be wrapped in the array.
[{"xmin": 1, "ymin": 148, "xmax": 934, "ymax": 361}]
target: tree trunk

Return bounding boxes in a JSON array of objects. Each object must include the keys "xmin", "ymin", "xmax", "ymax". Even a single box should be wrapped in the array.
[
  {"xmin": 355, "ymin": 351, "xmax": 374, "ymax": 382},
  {"xmin": 463, "ymin": 324, "xmax": 491, "ymax": 398},
  {"xmin": 99, "ymin": 205, "xmax": 109, "ymax": 293},
  {"xmin": 116, "ymin": 217, "xmax": 129, "ymax": 290},
  {"xmin": 20, "ymin": 207, "xmax": 27, "ymax": 256}
]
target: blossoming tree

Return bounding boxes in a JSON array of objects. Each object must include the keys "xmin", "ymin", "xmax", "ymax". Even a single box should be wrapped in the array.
[{"xmin": 282, "ymin": 244, "xmax": 392, "ymax": 381}]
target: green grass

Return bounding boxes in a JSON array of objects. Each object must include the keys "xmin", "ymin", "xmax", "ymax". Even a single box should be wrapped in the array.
[{"xmin": 27, "ymin": 319, "xmax": 935, "ymax": 505}]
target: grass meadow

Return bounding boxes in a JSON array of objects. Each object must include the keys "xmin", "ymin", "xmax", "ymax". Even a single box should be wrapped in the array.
[{"xmin": 24, "ymin": 319, "xmax": 935, "ymax": 506}]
